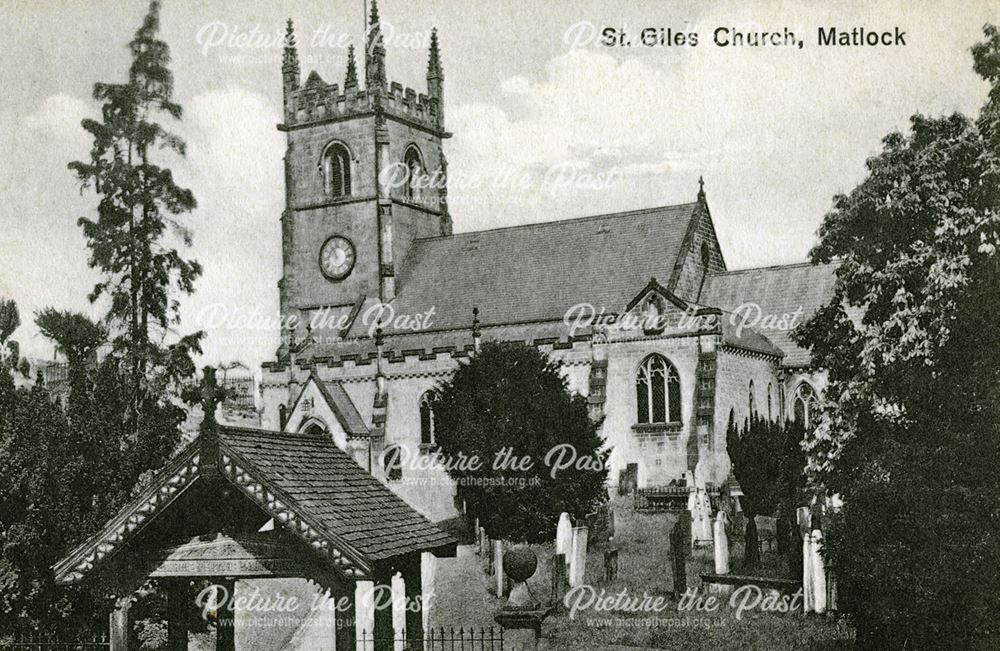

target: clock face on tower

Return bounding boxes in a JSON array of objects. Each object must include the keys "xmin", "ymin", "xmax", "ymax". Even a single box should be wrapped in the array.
[{"xmin": 319, "ymin": 235, "xmax": 356, "ymax": 281}]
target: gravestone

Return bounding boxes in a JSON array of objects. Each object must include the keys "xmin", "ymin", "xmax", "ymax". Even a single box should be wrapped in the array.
[
  {"xmin": 713, "ymin": 511, "xmax": 730, "ymax": 574},
  {"xmin": 569, "ymin": 526, "xmax": 589, "ymax": 587},
  {"xmin": 668, "ymin": 519, "xmax": 688, "ymax": 598},
  {"xmin": 603, "ymin": 547, "xmax": 619, "ymax": 582},
  {"xmin": 812, "ymin": 529, "xmax": 827, "ymax": 614},
  {"xmin": 556, "ymin": 513, "xmax": 573, "ymax": 560},
  {"xmin": 551, "ymin": 552, "xmax": 568, "ymax": 609},
  {"xmin": 494, "ymin": 540, "xmax": 508, "ymax": 596},
  {"xmin": 797, "ymin": 506, "xmax": 814, "ymax": 613},
  {"xmin": 619, "ymin": 463, "xmax": 638, "ymax": 495},
  {"xmin": 587, "ymin": 505, "xmax": 609, "ymax": 549},
  {"xmin": 484, "ymin": 532, "xmax": 494, "ymax": 576},
  {"xmin": 676, "ymin": 510, "xmax": 693, "ymax": 550}
]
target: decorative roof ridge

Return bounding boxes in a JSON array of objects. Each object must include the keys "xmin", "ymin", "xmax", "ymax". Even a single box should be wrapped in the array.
[
  {"xmin": 407, "ymin": 202, "xmax": 700, "ymax": 244},
  {"xmin": 708, "ymin": 258, "xmax": 843, "ymax": 276}
]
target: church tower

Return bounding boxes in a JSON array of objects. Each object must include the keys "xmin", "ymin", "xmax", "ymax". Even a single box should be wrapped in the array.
[{"xmin": 278, "ymin": 3, "xmax": 450, "ymax": 354}]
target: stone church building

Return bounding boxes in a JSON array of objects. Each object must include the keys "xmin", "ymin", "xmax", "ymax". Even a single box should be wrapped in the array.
[{"xmin": 259, "ymin": 3, "xmax": 834, "ymax": 524}]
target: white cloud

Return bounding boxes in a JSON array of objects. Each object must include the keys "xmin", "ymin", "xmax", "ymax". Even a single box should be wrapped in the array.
[
  {"xmin": 174, "ymin": 86, "xmax": 285, "ymax": 370},
  {"xmin": 24, "ymin": 94, "xmax": 92, "ymax": 151}
]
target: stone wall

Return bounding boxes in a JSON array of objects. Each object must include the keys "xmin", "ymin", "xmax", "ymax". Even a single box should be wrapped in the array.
[{"xmin": 712, "ymin": 348, "xmax": 783, "ymax": 483}]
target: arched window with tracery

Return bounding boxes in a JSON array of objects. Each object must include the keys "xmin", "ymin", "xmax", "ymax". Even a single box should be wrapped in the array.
[
  {"xmin": 322, "ymin": 142, "xmax": 352, "ymax": 198},
  {"xmin": 419, "ymin": 391, "xmax": 435, "ymax": 450},
  {"xmin": 635, "ymin": 354, "xmax": 681, "ymax": 424},
  {"xmin": 403, "ymin": 145, "xmax": 424, "ymax": 202},
  {"xmin": 383, "ymin": 444, "xmax": 402, "ymax": 481},
  {"xmin": 793, "ymin": 383, "xmax": 819, "ymax": 429}
]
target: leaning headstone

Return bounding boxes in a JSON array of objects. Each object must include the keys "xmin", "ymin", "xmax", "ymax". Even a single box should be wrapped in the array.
[
  {"xmin": 556, "ymin": 513, "xmax": 573, "ymax": 560},
  {"xmin": 569, "ymin": 525, "xmax": 589, "ymax": 587},
  {"xmin": 551, "ymin": 553, "xmax": 568, "ymax": 608}
]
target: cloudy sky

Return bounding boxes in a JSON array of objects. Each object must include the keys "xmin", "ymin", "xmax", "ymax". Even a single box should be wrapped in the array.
[{"xmin": 0, "ymin": 0, "xmax": 996, "ymax": 369}]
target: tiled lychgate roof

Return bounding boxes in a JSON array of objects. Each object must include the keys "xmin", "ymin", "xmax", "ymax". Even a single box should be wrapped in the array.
[
  {"xmin": 700, "ymin": 261, "xmax": 842, "ymax": 367},
  {"xmin": 54, "ymin": 427, "xmax": 456, "ymax": 585},
  {"xmin": 218, "ymin": 427, "xmax": 455, "ymax": 562},
  {"xmin": 386, "ymin": 203, "xmax": 701, "ymax": 333}
]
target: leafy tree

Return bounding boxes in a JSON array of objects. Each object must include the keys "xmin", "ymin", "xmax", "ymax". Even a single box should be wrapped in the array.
[
  {"xmin": 0, "ymin": 371, "xmax": 106, "ymax": 636},
  {"xmin": 431, "ymin": 341, "xmax": 609, "ymax": 543},
  {"xmin": 0, "ymin": 2, "xmax": 205, "ymax": 637},
  {"xmin": 35, "ymin": 309, "xmax": 107, "ymax": 420},
  {"xmin": 0, "ymin": 300, "xmax": 20, "ymax": 372},
  {"xmin": 0, "ymin": 300, "xmax": 19, "ymax": 347},
  {"xmin": 792, "ymin": 25, "xmax": 1000, "ymax": 650},
  {"xmin": 69, "ymin": 0, "xmax": 202, "ymax": 428},
  {"xmin": 726, "ymin": 415, "xmax": 805, "ymax": 571}
]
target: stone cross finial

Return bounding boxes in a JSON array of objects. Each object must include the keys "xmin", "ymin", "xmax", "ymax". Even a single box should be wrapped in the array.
[
  {"xmin": 698, "ymin": 175, "xmax": 706, "ymax": 201},
  {"xmin": 182, "ymin": 366, "xmax": 228, "ymax": 430}
]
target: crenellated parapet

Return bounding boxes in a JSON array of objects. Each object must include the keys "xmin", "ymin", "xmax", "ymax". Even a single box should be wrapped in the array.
[
  {"xmin": 385, "ymin": 80, "xmax": 442, "ymax": 129},
  {"xmin": 280, "ymin": 13, "xmax": 444, "ymax": 133},
  {"xmin": 281, "ymin": 73, "xmax": 443, "ymax": 133},
  {"xmin": 283, "ymin": 70, "xmax": 371, "ymax": 126}
]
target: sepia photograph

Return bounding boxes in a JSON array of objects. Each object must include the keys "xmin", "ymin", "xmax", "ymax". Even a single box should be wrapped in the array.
[{"xmin": 1, "ymin": 1, "xmax": 999, "ymax": 649}]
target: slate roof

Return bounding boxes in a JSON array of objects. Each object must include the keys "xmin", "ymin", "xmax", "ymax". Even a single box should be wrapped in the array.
[
  {"xmin": 700, "ymin": 261, "xmax": 842, "ymax": 366},
  {"xmin": 54, "ymin": 427, "xmax": 456, "ymax": 585},
  {"xmin": 219, "ymin": 427, "xmax": 455, "ymax": 562},
  {"xmin": 294, "ymin": 371, "xmax": 369, "ymax": 436},
  {"xmin": 387, "ymin": 204, "xmax": 700, "ymax": 332},
  {"xmin": 322, "ymin": 382, "xmax": 369, "ymax": 436},
  {"xmin": 716, "ymin": 308, "xmax": 786, "ymax": 358}
]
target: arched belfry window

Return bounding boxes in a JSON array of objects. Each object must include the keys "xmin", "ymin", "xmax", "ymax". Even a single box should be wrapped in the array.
[
  {"xmin": 419, "ymin": 391, "xmax": 435, "ymax": 450},
  {"xmin": 403, "ymin": 145, "xmax": 424, "ymax": 202},
  {"xmin": 793, "ymin": 382, "xmax": 819, "ymax": 429},
  {"xmin": 748, "ymin": 380, "xmax": 756, "ymax": 416},
  {"xmin": 635, "ymin": 354, "xmax": 681, "ymax": 424},
  {"xmin": 322, "ymin": 142, "xmax": 352, "ymax": 198}
]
